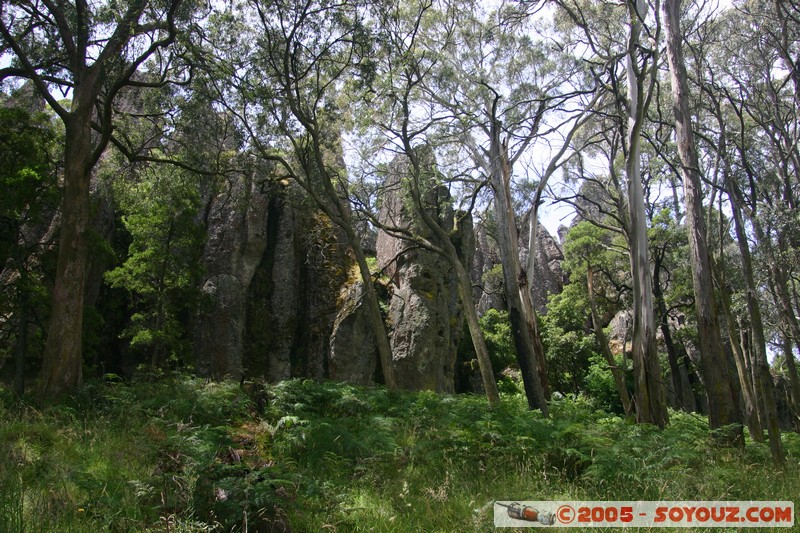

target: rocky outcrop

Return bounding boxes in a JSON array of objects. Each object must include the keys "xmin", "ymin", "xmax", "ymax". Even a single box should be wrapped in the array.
[
  {"xmin": 572, "ymin": 179, "xmax": 619, "ymax": 226},
  {"xmin": 472, "ymin": 223, "xmax": 504, "ymax": 315},
  {"xmin": 471, "ymin": 218, "xmax": 564, "ymax": 315},
  {"xmin": 244, "ymin": 193, "xmax": 297, "ymax": 381},
  {"xmin": 519, "ymin": 221, "xmax": 565, "ymax": 313},
  {"xmin": 195, "ymin": 174, "xmax": 352, "ymax": 382},
  {"xmin": 374, "ymin": 155, "xmax": 472, "ymax": 392},
  {"xmin": 607, "ymin": 309, "xmax": 632, "ymax": 357},
  {"xmin": 329, "ymin": 279, "xmax": 377, "ymax": 384},
  {"xmin": 194, "ymin": 175, "xmax": 270, "ymax": 380}
]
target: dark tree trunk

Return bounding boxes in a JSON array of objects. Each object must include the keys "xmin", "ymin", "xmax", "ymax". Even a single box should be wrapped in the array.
[
  {"xmin": 400, "ymin": 146, "xmax": 502, "ymax": 408},
  {"xmin": 488, "ymin": 132, "xmax": 549, "ymax": 411},
  {"xmin": 653, "ymin": 254, "xmax": 696, "ymax": 412},
  {"xmin": 38, "ymin": 111, "xmax": 93, "ymax": 398},
  {"xmin": 716, "ymin": 264, "xmax": 763, "ymax": 442}
]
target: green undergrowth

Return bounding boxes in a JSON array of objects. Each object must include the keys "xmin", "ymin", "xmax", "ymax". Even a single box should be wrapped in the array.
[{"xmin": 0, "ymin": 377, "xmax": 798, "ymax": 532}]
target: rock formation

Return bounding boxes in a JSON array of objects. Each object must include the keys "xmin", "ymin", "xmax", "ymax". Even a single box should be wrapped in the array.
[
  {"xmin": 194, "ymin": 174, "xmax": 270, "ymax": 380},
  {"xmin": 471, "ymin": 222, "xmax": 504, "ymax": 315},
  {"xmin": 194, "ymin": 173, "xmax": 353, "ymax": 383},
  {"xmin": 374, "ymin": 156, "xmax": 473, "ymax": 392},
  {"xmin": 519, "ymin": 221, "xmax": 565, "ymax": 313},
  {"xmin": 329, "ymin": 279, "xmax": 378, "ymax": 384},
  {"xmin": 471, "ymin": 218, "xmax": 564, "ymax": 315}
]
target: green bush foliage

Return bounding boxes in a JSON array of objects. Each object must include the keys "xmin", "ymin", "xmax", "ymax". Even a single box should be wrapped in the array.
[
  {"xmin": 0, "ymin": 378, "xmax": 797, "ymax": 531},
  {"xmin": 104, "ymin": 166, "xmax": 205, "ymax": 369}
]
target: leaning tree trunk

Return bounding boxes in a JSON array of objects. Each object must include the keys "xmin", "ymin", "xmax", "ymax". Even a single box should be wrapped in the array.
[
  {"xmin": 625, "ymin": 0, "xmax": 669, "ymax": 428},
  {"xmin": 488, "ymin": 131, "xmax": 549, "ymax": 411},
  {"xmin": 731, "ymin": 219, "xmax": 784, "ymax": 463},
  {"xmin": 663, "ymin": 0, "xmax": 742, "ymax": 445},
  {"xmin": 766, "ymin": 245, "xmax": 800, "ymax": 413},
  {"xmin": 747, "ymin": 207, "xmax": 800, "ymax": 421},
  {"xmin": 454, "ymin": 260, "xmax": 502, "ymax": 408},
  {"xmin": 588, "ymin": 265, "xmax": 633, "ymax": 416},
  {"xmin": 314, "ymin": 165, "xmax": 398, "ymax": 390}
]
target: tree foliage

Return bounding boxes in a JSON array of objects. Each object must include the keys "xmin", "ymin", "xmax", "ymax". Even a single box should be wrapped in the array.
[{"xmin": 104, "ymin": 165, "xmax": 205, "ymax": 369}]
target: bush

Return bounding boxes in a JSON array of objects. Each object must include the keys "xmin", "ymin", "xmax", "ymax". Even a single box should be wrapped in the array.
[
  {"xmin": 584, "ymin": 354, "xmax": 631, "ymax": 414},
  {"xmin": 1, "ymin": 377, "xmax": 798, "ymax": 531}
]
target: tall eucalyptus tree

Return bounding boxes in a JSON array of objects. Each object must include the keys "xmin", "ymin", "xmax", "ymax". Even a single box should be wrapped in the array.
[
  {"xmin": 0, "ymin": 0, "xmax": 193, "ymax": 398},
  {"xmin": 663, "ymin": 0, "xmax": 744, "ymax": 446},
  {"xmin": 553, "ymin": 0, "xmax": 668, "ymax": 427}
]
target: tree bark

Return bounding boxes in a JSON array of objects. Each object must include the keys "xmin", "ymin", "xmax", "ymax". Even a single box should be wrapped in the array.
[
  {"xmin": 663, "ymin": 0, "xmax": 742, "ymax": 445},
  {"xmin": 351, "ymin": 229, "xmax": 398, "ymax": 389},
  {"xmin": 455, "ymin": 260, "xmax": 502, "ymax": 408},
  {"xmin": 295, "ymin": 161, "xmax": 399, "ymax": 390},
  {"xmin": 653, "ymin": 252, "xmax": 697, "ymax": 412},
  {"xmin": 715, "ymin": 263, "xmax": 763, "ymax": 442},
  {"xmin": 37, "ymin": 109, "xmax": 93, "ymax": 398},
  {"xmin": 625, "ymin": 0, "xmax": 669, "ymax": 428},
  {"xmin": 766, "ymin": 245, "xmax": 800, "ymax": 413},
  {"xmin": 744, "ymin": 202, "xmax": 800, "ymax": 421},
  {"xmin": 488, "ymin": 130, "xmax": 549, "ymax": 410}
]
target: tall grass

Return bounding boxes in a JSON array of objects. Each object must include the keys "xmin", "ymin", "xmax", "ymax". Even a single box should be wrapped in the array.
[{"xmin": 0, "ymin": 377, "xmax": 797, "ymax": 531}]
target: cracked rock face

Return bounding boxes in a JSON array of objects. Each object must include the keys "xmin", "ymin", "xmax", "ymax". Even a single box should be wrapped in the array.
[
  {"xmin": 328, "ymin": 279, "xmax": 377, "ymax": 385},
  {"xmin": 372, "ymin": 154, "xmax": 472, "ymax": 392},
  {"xmin": 471, "ymin": 218, "xmax": 565, "ymax": 316},
  {"xmin": 519, "ymin": 221, "xmax": 565, "ymax": 314},
  {"xmin": 194, "ymin": 175, "xmax": 269, "ymax": 381},
  {"xmin": 195, "ymin": 172, "xmax": 352, "ymax": 383}
]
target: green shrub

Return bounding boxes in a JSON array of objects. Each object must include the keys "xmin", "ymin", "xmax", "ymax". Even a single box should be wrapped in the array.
[{"xmin": 1, "ymin": 376, "xmax": 798, "ymax": 531}]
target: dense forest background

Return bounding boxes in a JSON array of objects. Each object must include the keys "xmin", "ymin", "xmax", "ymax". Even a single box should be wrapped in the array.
[{"xmin": 2, "ymin": 0, "xmax": 800, "ymax": 529}]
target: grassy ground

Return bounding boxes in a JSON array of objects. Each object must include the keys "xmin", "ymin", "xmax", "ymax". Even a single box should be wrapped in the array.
[{"xmin": 0, "ymin": 376, "xmax": 798, "ymax": 532}]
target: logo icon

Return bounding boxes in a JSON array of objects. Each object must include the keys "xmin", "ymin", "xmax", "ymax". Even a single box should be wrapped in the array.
[{"xmin": 496, "ymin": 502, "xmax": 556, "ymax": 525}]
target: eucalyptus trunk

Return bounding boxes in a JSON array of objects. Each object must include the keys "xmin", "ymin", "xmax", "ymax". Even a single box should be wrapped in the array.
[
  {"xmin": 307, "ymin": 156, "xmax": 398, "ymax": 390},
  {"xmin": 712, "ymin": 81, "xmax": 784, "ymax": 460},
  {"xmin": 488, "ymin": 130, "xmax": 549, "ymax": 411},
  {"xmin": 38, "ymin": 103, "xmax": 94, "ymax": 398},
  {"xmin": 351, "ymin": 231, "xmax": 398, "ymax": 390},
  {"xmin": 625, "ymin": 0, "xmax": 669, "ymax": 428},
  {"xmin": 455, "ymin": 260, "xmax": 502, "ymax": 408},
  {"xmin": 663, "ymin": 0, "xmax": 742, "ymax": 445},
  {"xmin": 766, "ymin": 244, "xmax": 800, "ymax": 413}
]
